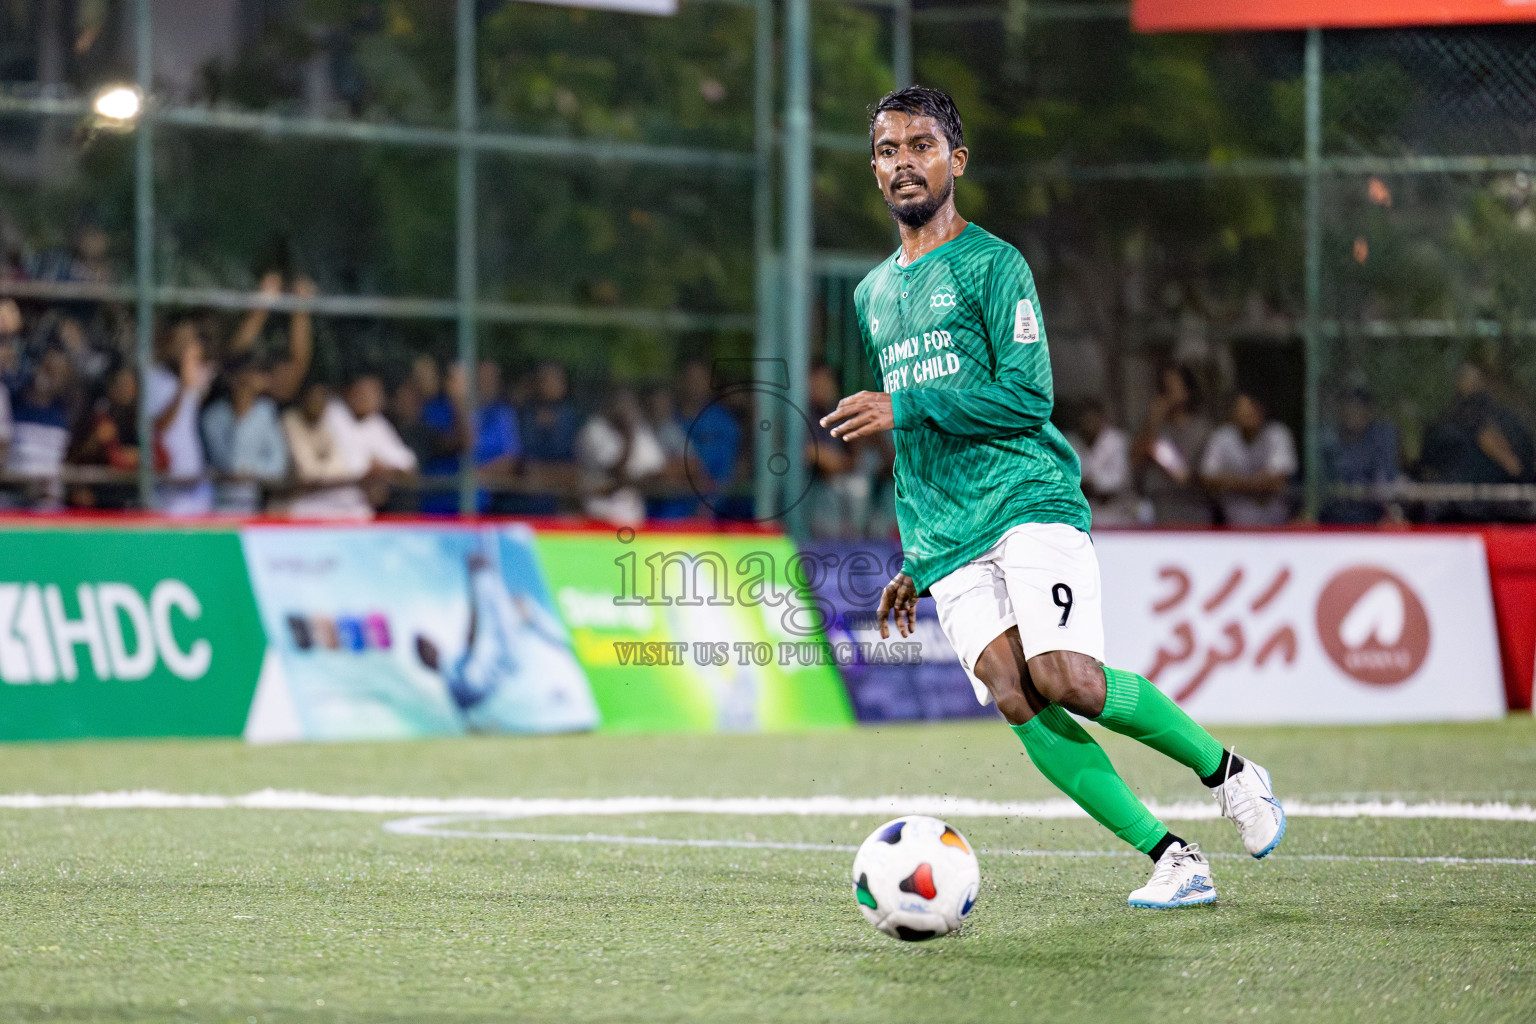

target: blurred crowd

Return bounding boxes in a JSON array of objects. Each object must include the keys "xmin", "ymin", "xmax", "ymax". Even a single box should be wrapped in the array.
[
  {"xmin": 1063, "ymin": 362, "xmax": 1535, "ymax": 528},
  {"xmin": 0, "ymin": 271, "xmax": 764, "ymax": 526},
  {"xmin": 0, "ymin": 239, "xmax": 1532, "ymax": 529}
]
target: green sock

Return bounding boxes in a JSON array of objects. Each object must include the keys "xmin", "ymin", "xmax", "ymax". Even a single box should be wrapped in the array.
[
  {"xmin": 1012, "ymin": 704, "xmax": 1169, "ymax": 855},
  {"xmin": 1096, "ymin": 666, "xmax": 1225, "ymax": 779}
]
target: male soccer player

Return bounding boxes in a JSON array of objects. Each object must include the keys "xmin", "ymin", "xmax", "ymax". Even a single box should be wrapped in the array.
[{"xmin": 822, "ymin": 86, "xmax": 1285, "ymax": 908}]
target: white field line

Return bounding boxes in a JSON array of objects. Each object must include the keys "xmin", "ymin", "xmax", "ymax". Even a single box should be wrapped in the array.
[
  {"xmin": 0, "ymin": 789, "xmax": 1533, "ymax": 821},
  {"xmin": 379, "ymin": 818, "xmax": 1536, "ymax": 867}
]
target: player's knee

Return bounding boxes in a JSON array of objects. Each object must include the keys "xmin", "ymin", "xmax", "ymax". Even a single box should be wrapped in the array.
[
  {"xmin": 992, "ymin": 686, "xmax": 1034, "ymax": 726},
  {"xmin": 975, "ymin": 640, "xmax": 1033, "ymax": 726},
  {"xmin": 977, "ymin": 665, "xmax": 1032, "ymax": 725},
  {"xmin": 1027, "ymin": 651, "xmax": 1105, "ymax": 717}
]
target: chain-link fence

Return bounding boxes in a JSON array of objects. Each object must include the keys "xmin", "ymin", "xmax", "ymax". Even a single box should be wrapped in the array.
[
  {"xmin": 883, "ymin": 9, "xmax": 1536, "ymax": 525},
  {"xmin": 1315, "ymin": 27, "xmax": 1536, "ymax": 522},
  {"xmin": 0, "ymin": 0, "xmax": 812, "ymax": 518},
  {"xmin": 958, "ymin": 14, "xmax": 1536, "ymax": 528},
  {"xmin": 1, "ymin": 1, "xmax": 1533, "ymax": 527}
]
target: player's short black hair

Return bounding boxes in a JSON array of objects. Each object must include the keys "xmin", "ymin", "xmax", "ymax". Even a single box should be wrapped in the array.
[{"xmin": 868, "ymin": 85, "xmax": 964, "ymax": 156}]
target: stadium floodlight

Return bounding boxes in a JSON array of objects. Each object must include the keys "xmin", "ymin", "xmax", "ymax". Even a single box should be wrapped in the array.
[{"xmin": 93, "ymin": 85, "xmax": 142, "ymax": 122}]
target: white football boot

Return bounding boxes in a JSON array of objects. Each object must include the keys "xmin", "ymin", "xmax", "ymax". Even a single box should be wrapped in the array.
[
  {"xmin": 1211, "ymin": 758, "xmax": 1287, "ymax": 859},
  {"xmin": 1127, "ymin": 841, "xmax": 1217, "ymax": 909}
]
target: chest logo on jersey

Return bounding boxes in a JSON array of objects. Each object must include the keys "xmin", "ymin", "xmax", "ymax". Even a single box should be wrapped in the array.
[
  {"xmin": 1014, "ymin": 299, "xmax": 1040, "ymax": 344},
  {"xmin": 870, "ymin": 317, "xmax": 879, "ymax": 336},
  {"xmin": 930, "ymin": 291, "xmax": 957, "ymax": 310}
]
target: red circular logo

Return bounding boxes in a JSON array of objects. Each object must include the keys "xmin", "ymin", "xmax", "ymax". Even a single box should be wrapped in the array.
[{"xmin": 1315, "ymin": 566, "xmax": 1430, "ymax": 686}]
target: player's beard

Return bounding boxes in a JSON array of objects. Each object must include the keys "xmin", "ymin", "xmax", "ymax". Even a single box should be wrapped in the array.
[{"xmin": 885, "ymin": 171, "xmax": 954, "ymax": 229}]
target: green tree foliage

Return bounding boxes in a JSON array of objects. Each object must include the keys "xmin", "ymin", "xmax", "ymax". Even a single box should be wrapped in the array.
[{"xmin": 4, "ymin": 1, "xmax": 1532, "ymax": 422}]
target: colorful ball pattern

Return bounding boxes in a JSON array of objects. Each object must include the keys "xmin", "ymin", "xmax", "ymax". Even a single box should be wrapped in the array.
[{"xmin": 851, "ymin": 815, "xmax": 980, "ymax": 941}]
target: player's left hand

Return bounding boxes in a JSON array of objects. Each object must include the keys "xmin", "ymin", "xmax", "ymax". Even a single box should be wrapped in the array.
[
  {"xmin": 821, "ymin": 391, "xmax": 894, "ymax": 441},
  {"xmin": 877, "ymin": 573, "xmax": 918, "ymax": 639}
]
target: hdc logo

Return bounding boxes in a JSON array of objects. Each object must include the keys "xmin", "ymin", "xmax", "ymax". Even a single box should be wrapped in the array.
[{"xmin": 0, "ymin": 580, "xmax": 212, "ymax": 683}]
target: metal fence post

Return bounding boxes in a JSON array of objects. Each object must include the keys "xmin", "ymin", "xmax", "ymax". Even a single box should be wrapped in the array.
[
  {"xmin": 133, "ymin": 0, "xmax": 154, "ymax": 509},
  {"xmin": 893, "ymin": 0, "xmax": 913, "ymax": 89},
  {"xmin": 1303, "ymin": 27, "xmax": 1323, "ymax": 520},
  {"xmin": 456, "ymin": 0, "xmax": 480, "ymax": 516},
  {"xmin": 782, "ymin": 0, "xmax": 813, "ymax": 535},
  {"xmin": 753, "ymin": 0, "xmax": 779, "ymax": 521}
]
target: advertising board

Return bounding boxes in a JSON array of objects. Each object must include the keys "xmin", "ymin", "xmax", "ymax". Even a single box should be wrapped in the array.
[
  {"xmin": 0, "ymin": 528, "xmax": 265, "ymax": 740},
  {"xmin": 534, "ymin": 531, "xmax": 855, "ymax": 732},
  {"xmin": 241, "ymin": 524, "xmax": 597, "ymax": 741},
  {"xmin": 798, "ymin": 540, "xmax": 989, "ymax": 722},
  {"xmin": 1097, "ymin": 532, "xmax": 1504, "ymax": 724}
]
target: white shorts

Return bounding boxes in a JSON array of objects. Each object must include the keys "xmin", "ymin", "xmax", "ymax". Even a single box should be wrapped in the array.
[{"xmin": 928, "ymin": 522, "xmax": 1105, "ymax": 705}]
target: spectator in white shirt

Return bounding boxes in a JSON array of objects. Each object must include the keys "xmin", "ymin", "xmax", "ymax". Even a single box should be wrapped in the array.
[
  {"xmin": 331, "ymin": 372, "xmax": 418, "ymax": 477},
  {"xmin": 280, "ymin": 375, "xmax": 417, "ymax": 519},
  {"xmin": 146, "ymin": 319, "xmax": 214, "ymax": 515},
  {"xmin": 577, "ymin": 387, "xmax": 665, "ymax": 527},
  {"xmin": 1068, "ymin": 398, "xmax": 1139, "ymax": 527},
  {"xmin": 282, "ymin": 382, "xmax": 362, "ymax": 518},
  {"xmin": 1200, "ymin": 391, "xmax": 1298, "ymax": 527}
]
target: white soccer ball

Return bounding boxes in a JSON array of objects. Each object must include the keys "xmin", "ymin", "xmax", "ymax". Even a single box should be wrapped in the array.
[{"xmin": 851, "ymin": 815, "xmax": 980, "ymax": 941}]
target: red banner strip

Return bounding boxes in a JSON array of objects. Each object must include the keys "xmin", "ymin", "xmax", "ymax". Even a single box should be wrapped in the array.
[{"xmin": 1134, "ymin": 0, "xmax": 1536, "ymax": 33}]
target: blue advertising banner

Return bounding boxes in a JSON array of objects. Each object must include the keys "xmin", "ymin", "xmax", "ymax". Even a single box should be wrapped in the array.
[
  {"xmin": 798, "ymin": 540, "xmax": 992, "ymax": 722},
  {"xmin": 241, "ymin": 525, "xmax": 599, "ymax": 740}
]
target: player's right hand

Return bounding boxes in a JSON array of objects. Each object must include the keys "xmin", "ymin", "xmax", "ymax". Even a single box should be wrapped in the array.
[
  {"xmin": 821, "ymin": 391, "xmax": 894, "ymax": 440},
  {"xmin": 877, "ymin": 573, "xmax": 918, "ymax": 639}
]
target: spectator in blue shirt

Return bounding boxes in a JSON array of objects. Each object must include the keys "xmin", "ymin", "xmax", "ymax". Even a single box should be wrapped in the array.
[
  {"xmin": 520, "ymin": 362, "xmax": 579, "ymax": 463},
  {"xmin": 5, "ymin": 347, "xmax": 76, "ymax": 509},
  {"xmin": 201, "ymin": 353, "xmax": 290, "ymax": 514},
  {"xmin": 675, "ymin": 359, "xmax": 740, "ymax": 518},
  {"xmin": 421, "ymin": 360, "xmax": 521, "ymax": 514},
  {"xmin": 505, "ymin": 361, "xmax": 579, "ymax": 514},
  {"xmin": 473, "ymin": 360, "xmax": 521, "ymax": 476},
  {"xmin": 1320, "ymin": 387, "xmax": 1401, "ymax": 524}
]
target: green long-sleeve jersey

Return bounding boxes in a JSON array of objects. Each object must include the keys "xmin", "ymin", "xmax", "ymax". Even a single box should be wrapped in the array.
[{"xmin": 854, "ymin": 222, "xmax": 1090, "ymax": 595}]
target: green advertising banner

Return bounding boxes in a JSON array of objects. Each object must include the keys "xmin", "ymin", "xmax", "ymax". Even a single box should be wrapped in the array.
[
  {"xmin": 0, "ymin": 524, "xmax": 857, "ymax": 743},
  {"xmin": 0, "ymin": 528, "xmax": 266, "ymax": 741},
  {"xmin": 535, "ymin": 531, "xmax": 855, "ymax": 733}
]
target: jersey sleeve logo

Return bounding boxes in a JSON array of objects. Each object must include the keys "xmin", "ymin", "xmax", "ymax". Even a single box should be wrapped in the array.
[
  {"xmin": 929, "ymin": 291, "xmax": 957, "ymax": 310},
  {"xmin": 870, "ymin": 316, "xmax": 879, "ymax": 336},
  {"xmin": 1014, "ymin": 299, "xmax": 1040, "ymax": 344}
]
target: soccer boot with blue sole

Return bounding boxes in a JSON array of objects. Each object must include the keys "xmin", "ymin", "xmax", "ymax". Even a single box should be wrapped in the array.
[
  {"xmin": 1211, "ymin": 759, "xmax": 1286, "ymax": 859},
  {"xmin": 1127, "ymin": 842, "xmax": 1217, "ymax": 909}
]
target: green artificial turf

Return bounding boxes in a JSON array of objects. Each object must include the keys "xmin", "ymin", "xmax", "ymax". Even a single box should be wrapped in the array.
[{"xmin": 0, "ymin": 718, "xmax": 1532, "ymax": 1023}]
